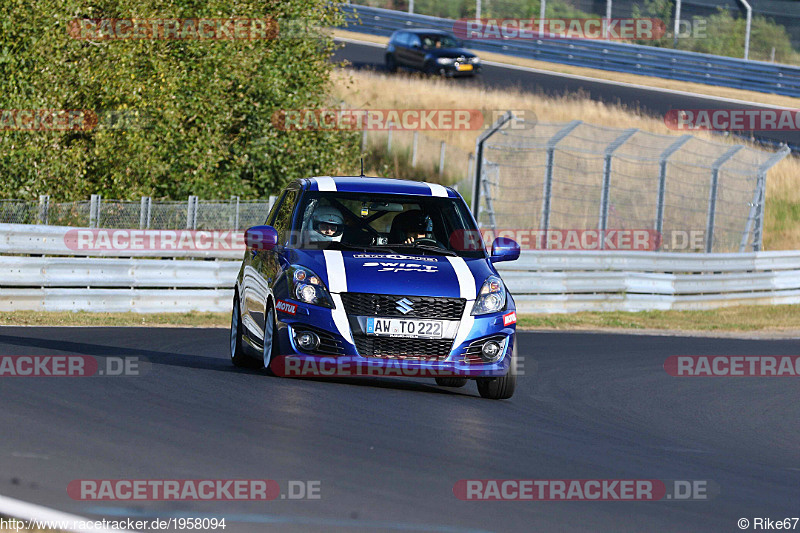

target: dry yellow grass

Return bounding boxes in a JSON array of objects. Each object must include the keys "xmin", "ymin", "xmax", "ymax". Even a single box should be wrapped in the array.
[
  {"xmin": 331, "ymin": 68, "xmax": 800, "ymax": 250},
  {"xmin": 334, "ymin": 29, "xmax": 800, "ymax": 109}
]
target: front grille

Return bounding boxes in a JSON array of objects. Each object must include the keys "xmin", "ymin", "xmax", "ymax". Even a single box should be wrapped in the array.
[
  {"xmin": 353, "ymin": 336, "xmax": 452, "ymax": 360},
  {"xmin": 341, "ymin": 293, "xmax": 465, "ymax": 320},
  {"xmin": 461, "ymin": 335, "xmax": 507, "ymax": 364},
  {"xmin": 292, "ymin": 326, "xmax": 345, "ymax": 356}
]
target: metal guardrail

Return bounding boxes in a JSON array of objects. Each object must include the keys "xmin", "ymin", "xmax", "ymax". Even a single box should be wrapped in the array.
[
  {"xmin": 2, "ymin": 223, "xmax": 800, "ymax": 313},
  {"xmin": 496, "ymin": 250, "xmax": 800, "ymax": 312},
  {"xmin": 340, "ymin": 4, "xmax": 800, "ymax": 99}
]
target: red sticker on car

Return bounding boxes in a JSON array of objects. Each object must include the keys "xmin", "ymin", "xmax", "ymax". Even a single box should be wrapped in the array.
[
  {"xmin": 275, "ymin": 300, "xmax": 297, "ymax": 315},
  {"xmin": 503, "ymin": 311, "xmax": 517, "ymax": 326}
]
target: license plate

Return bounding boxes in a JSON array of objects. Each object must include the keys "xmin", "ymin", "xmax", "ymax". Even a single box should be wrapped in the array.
[
  {"xmin": 457, "ymin": 64, "xmax": 473, "ymax": 71},
  {"xmin": 366, "ymin": 318, "xmax": 443, "ymax": 339}
]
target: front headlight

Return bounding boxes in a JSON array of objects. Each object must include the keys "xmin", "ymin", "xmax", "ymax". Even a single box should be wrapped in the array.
[
  {"xmin": 468, "ymin": 56, "xmax": 481, "ymax": 64},
  {"xmin": 436, "ymin": 57, "xmax": 455, "ymax": 65},
  {"xmin": 288, "ymin": 265, "xmax": 334, "ymax": 308},
  {"xmin": 471, "ymin": 275, "xmax": 507, "ymax": 315}
]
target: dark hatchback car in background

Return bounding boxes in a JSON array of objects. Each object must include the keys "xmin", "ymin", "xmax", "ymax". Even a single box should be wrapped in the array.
[{"xmin": 385, "ymin": 29, "xmax": 481, "ymax": 77}]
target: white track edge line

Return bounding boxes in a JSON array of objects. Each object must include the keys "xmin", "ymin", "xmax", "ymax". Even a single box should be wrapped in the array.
[{"xmin": 0, "ymin": 493, "xmax": 135, "ymax": 533}]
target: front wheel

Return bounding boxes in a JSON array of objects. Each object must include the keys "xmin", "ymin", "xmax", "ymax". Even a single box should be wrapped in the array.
[
  {"xmin": 476, "ymin": 336, "xmax": 517, "ymax": 400},
  {"xmin": 261, "ymin": 303, "xmax": 277, "ymax": 375},
  {"xmin": 230, "ymin": 294, "xmax": 261, "ymax": 369},
  {"xmin": 385, "ymin": 54, "xmax": 397, "ymax": 73}
]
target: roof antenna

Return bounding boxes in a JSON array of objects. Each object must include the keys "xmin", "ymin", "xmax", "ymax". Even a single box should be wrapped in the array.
[{"xmin": 360, "ymin": 157, "xmax": 365, "ymax": 178}]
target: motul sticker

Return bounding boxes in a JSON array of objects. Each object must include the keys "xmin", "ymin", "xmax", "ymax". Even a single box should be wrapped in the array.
[
  {"xmin": 276, "ymin": 300, "xmax": 297, "ymax": 315},
  {"xmin": 503, "ymin": 311, "xmax": 517, "ymax": 326}
]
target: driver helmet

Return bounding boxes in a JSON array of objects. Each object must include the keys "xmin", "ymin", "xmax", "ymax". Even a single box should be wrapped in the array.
[{"xmin": 310, "ymin": 205, "xmax": 344, "ymax": 242}]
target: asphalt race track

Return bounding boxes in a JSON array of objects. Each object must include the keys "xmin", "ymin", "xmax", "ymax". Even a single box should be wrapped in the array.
[
  {"xmin": 1, "ymin": 326, "xmax": 798, "ymax": 532},
  {"xmin": 334, "ymin": 39, "xmax": 800, "ymax": 150}
]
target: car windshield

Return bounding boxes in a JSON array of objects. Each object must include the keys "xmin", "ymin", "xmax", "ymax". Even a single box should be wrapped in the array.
[
  {"xmin": 421, "ymin": 35, "xmax": 460, "ymax": 49},
  {"xmin": 295, "ymin": 191, "xmax": 485, "ymax": 258}
]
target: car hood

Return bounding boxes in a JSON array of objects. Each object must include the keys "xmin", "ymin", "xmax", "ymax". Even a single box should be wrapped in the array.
[
  {"xmin": 426, "ymin": 47, "xmax": 476, "ymax": 59},
  {"xmin": 286, "ymin": 249, "xmax": 493, "ymax": 299}
]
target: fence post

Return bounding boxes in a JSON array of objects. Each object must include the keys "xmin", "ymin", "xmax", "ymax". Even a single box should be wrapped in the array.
[
  {"xmin": 472, "ymin": 111, "xmax": 514, "ymax": 217},
  {"xmin": 233, "ymin": 196, "xmax": 240, "ymax": 230},
  {"xmin": 598, "ymin": 129, "xmax": 637, "ymax": 249},
  {"xmin": 411, "ymin": 131, "xmax": 419, "ymax": 167},
  {"xmin": 361, "ymin": 129, "xmax": 368, "ymax": 152},
  {"xmin": 146, "ymin": 197, "xmax": 152, "ymax": 229},
  {"xmin": 139, "ymin": 196, "xmax": 150, "ymax": 229},
  {"xmin": 89, "ymin": 194, "xmax": 101, "ymax": 228},
  {"xmin": 540, "ymin": 120, "xmax": 582, "ymax": 246},
  {"xmin": 387, "ymin": 122, "xmax": 393, "ymax": 152},
  {"xmin": 187, "ymin": 195, "xmax": 198, "ymax": 230},
  {"xmin": 438, "ymin": 141, "xmax": 446, "ymax": 178},
  {"xmin": 745, "ymin": 145, "xmax": 790, "ymax": 251},
  {"xmin": 655, "ymin": 135, "xmax": 692, "ymax": 250},
  {"xmin": 38, "ymin": 195, "xmax": 50, "ymax": 225},
  {"xmin": 706, "ymin": 146, "xmax": 743, "ymax": 253}
]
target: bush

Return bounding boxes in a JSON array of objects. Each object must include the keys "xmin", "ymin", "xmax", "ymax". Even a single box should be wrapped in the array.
[{"xmin": 0, "ymin": 0, "xmax": 358, "ymax": 200}]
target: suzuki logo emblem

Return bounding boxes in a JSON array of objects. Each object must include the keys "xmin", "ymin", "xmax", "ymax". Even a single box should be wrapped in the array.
[{"xmin": 396, "ymin": 298, "xmax": 414, "ymax": 315}]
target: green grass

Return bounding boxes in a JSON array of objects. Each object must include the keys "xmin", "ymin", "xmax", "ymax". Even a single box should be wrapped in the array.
[{"xmin": 0, "ymin": 311, "xmax": 228, "ymax": 327}]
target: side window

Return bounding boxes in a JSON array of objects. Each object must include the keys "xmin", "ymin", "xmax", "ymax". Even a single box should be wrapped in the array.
[
  {"xmin": 272, "ymin": 189, "xmax": 298, "ymax": 244},
  {"xmin": 265, "ymin": 191, "xmax": 286, "ymax": 225}
]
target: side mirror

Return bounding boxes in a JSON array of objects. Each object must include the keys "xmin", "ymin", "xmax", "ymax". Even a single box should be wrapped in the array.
[
  {"xmin": 490, "ymin": 237, "xmax": 520, "ymax": 263},
  {"xmin": 245, "ymin": 225, "xmax": 279, "ymax": 251}
]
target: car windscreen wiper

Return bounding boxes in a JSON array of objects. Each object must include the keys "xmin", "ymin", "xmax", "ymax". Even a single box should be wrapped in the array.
[{"xmin": 390, "ymin": 243, "xmax": 457, "ymax": 257}]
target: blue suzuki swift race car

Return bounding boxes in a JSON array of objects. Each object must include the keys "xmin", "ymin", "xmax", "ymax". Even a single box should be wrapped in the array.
[{"xmin": 230, "ymin": 176, "xmax": 521, "ymax": 399}]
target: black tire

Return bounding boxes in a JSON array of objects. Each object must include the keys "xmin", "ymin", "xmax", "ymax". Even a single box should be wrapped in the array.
[
  {"xmin": 230, "ymin": 293, "xmax": 261, "ymax": 369},
  {"xmin": 385, "ymin": 54, "xmax": 397, "ymax": 73},
  {"xmin": 435, "ymin": 377, "xmax": 468, "ymax": 388},
  {"xmin": 476, "ymin": 336, "xmax": 518, "ymax": 400},
  {"xmin": 261, "ymin": 302, "xmax": 278, "ymax": 376}
]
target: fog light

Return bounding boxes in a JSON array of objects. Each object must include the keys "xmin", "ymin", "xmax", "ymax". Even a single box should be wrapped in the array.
[
  {"xmin": 480, "ymin": 340, "xmax": 502, "ymax": 362},
  {"xmin": 296, "ymin": 331, "xmax": 320, "ymax": 351}
]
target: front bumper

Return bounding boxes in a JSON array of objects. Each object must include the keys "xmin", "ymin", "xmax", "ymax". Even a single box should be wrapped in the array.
[
  {"xmin": 434, "ymin": 61, "xmax": 481, "ymax": 76},
  {"xmin": 274, "ymin": 299, "xmax": 515, "ymax": 378}
]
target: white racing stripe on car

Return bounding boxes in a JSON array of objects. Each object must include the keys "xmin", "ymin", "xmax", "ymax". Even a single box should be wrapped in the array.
[
  {"xmin": 322, "ymin": 250, "xmax": 354, "ymax": 344},
  {"xmin": 315, "ymin": 176, "xmax": 337, "ymax": 191},
  {"xmin": 426, "ymin": 182, "xmax": 448, "ymax": 197},
  {"xmin": 447, "ymin": 256, "xmax": 477, "ymax": 349},
  {"xmin": 323, "ymin": 250, "xmax": 347, "ymax": 293}
]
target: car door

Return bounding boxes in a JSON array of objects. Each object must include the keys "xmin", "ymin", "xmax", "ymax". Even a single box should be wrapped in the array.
[
  {"xmin": 393, "ymin": 32, "xmax": 410, "ymax": 67},
  {"xmin": 406, "ymin": 34, "xmax": 425, "ymax": 69},
  {"xmin": 252, "ymin": 187, "xmax": 299, "ymax": 340},
  {"xmin": 242, "ymin": 189, "xmax": 289, "ymax": 343}
]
